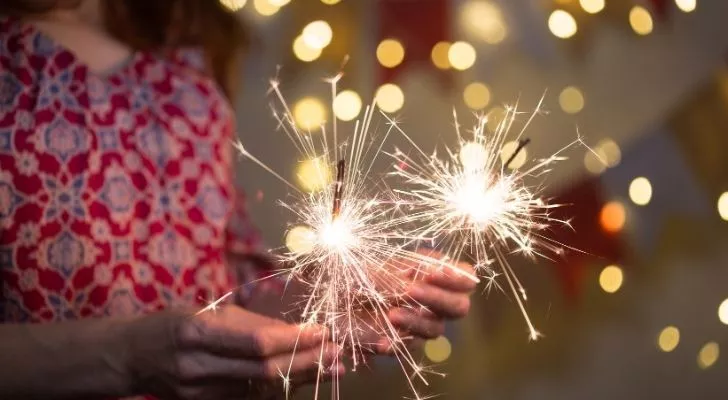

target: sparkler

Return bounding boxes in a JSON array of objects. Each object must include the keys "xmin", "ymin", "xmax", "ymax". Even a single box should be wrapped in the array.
[
  {"xmin": 386, "ymin": 101, "xmax": 593, "ymax": 340},
  {"xmin": 232, "ymin": 71, "xmax": 477, "ymax": 399}
]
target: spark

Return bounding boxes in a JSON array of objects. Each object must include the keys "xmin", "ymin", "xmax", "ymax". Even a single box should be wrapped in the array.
[{"xmin": 387, "ymin": 100, "xmax": 592, "ymax": 340}]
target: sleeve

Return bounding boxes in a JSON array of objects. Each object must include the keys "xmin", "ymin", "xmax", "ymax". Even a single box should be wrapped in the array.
[{"xmin": 225, "ymin": 186, "xmax": 285, "ymax": 305}]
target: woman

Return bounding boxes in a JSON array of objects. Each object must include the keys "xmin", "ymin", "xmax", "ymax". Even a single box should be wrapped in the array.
[{"xmin": 0, "ymin": 1, "xmax": 476, "ymax": 399}]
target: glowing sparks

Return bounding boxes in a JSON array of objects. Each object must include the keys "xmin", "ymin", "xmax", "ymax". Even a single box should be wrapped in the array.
[{"xmin": 387, "ymin": 100, "xmax": 589, "ymax": 340}]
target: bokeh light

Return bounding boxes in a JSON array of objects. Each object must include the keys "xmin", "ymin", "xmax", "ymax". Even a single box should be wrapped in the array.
[
  {"xmin": 698, "ymin": 342, "xmax": 720, "ymax": 369},
  {"xmin": 600, "ymin": 201, "xmax": 626, "ymax": 233},
  {"xmin": 219, "ymin": 0, "xmax": 247, "ymax": 11},
  {"xmin": 431, "ymin": 41, "xmax": 452, "ymax": 70},
  {"xmin": 253, "ymin": 0, "xmax": 280, "ymax": 16},
  {"xmin": 293, "ymin": 97, "xmax": 327, "ymax": 131},
  {"xmin": 486, "ymin": 106, "xmax": 505, "ymax": 132},
  {"xmin": 718, "ymin": 299, "xmax": 728, "ymax": 325},
  {"xmin": 333, "ymin": 90, "xmax": 362, "ymax": 121},
  {"xmin": 599, "ymin": 265, "xmax": 624, "ymax": 293},
  {"xmin": 629, "ymin": 6, "xmax": 654, "ymax": 36},
  {"xmin": 424, "ymin": 336, "xmax": 452, "ymax": 363},
  {"xmin": 377, "ymin": 39, "xmax": 405, "ymax": 68},
  {"xmin": 463, "ymin": 82, "xmax": 491, "ymax": 110},
  {"xmin": 293, "ymin": 35, "xmax": 322, "ymax": 62},
  {"xmin": 584, "ymin": 150, "xmax": 607, "ymax": 175},
  {"xmin": 559, "ymin": 86, "xmax": 585, "ymax": 114},
  {"xmin": 285, "ymin": 225, "xmax": 317, "ymax": 254},
  {"xmin": 302, "ymin": 20, "xmax": 333, "ymax": 50},
  {"xmin": 321, "ymin": 0, "xmax": 341, "ymax": 4},
  {"xmin": 548, "ymin": 10, "xmax": 578, "ymax": 39},
  {"xmin": 657, "ymin": 326, "xmax": 680, "ymax": 352},
  {"xmin": 718, "ymin": 192, "xmax": 728, "ymax": 221},
  {"xmin": 500, "ymin": 140, "xmax": 528, "ymax": 170},
  {"xmin": 579, "ymin": 0, "xmax": 605, "ymax": 14},
  {"xmin": 296, "ymin": 157, "xmax": 332, "ymax": 192},
  {"xmin": 629, "ymin": 177, "xmax": 653, "ymax": 206},
  {"xmin": 599, "ymin": 138, "xmax": 622, "ymax": 167},
  {"xmin": 461, "ymin": 1, "xmax": 507, "ymax": 44},
  {"xmin": 675, "ymin": 0, "xmax": 696, "ymax": 13},
  {"xmin": 375, "ymin": 83, "xmax": 405, "ymax": 113},
  {"xmin": 448, "ymin": 41, "xmax": 477, "ymax": 71},
  {"xmin": 268, "ymin": 0, "xmax": 290, "ymax": 6}
]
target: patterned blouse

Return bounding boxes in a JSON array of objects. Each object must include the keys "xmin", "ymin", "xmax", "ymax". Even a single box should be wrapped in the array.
[{"xmin": 0, "ymin": 16, "xmax": 269, "ymax": 325}]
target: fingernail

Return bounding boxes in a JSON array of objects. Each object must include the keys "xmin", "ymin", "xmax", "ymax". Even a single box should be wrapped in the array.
[{"xmin": 408, "ymin": 285, "xmax": 425, "ymax": 298}]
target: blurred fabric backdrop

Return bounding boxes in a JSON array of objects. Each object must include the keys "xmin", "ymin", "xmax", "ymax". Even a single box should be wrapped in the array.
[{"xmin": 223, "ymin": 0, "xmax": 728, "ymax": 398}]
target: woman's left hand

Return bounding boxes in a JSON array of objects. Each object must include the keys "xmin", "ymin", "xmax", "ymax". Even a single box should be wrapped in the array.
[{"xmin": 378, "ymin": 250, "xmax": 476, "ymax": 353}]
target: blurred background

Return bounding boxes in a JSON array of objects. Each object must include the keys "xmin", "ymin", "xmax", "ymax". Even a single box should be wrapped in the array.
[{"xmin": 224, "ymin": 0, "xmax": 728, "ymax": 398}]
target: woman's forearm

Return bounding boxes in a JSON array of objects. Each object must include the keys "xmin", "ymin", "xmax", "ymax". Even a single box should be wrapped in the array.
[{"xmin": 0, "ymin": 316, "xmax": 148, "ymax": 399}]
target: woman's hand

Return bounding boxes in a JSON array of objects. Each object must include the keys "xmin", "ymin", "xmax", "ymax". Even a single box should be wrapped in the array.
[
  {"xmin": 127, "ymin": 306, "xmax": 343, "ymax": 399},
  {"xmin": 379, "ymin": 250, "xmax": 476, "ymax": 352}
]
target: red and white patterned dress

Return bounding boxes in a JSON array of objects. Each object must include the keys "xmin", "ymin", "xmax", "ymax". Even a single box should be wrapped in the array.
[{"xmin": 0, "ymin": 16, "xmax": 267, "ymax": 325}]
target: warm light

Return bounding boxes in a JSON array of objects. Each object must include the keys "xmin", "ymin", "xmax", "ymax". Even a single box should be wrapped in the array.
[
  {"xmin": 500, "ymin": 140, "xmax": 528, "ymax": 170},
  {"xmin": 718, "ymin": 299, "xmax": 728, "ymax": 325},
  {"xmin": 584, "ymin": 149, "xmax": 607, "ymax": 175},
  {"xmin": 293, "ymin": 97, "xmax": 327, "ymax": 131},
  {"xmin": 486, "ymin": 106, "xmax": 505, "ymax": 132},
  {"xmin": 321, "ymin": 0, "xmax": 341, "ymax": 4},
  {"xmin": 629, "ymin": 6, "xmax": 653, "ymax": 36},
  {"xmin": 600, "ymin": 201, "xmax": 626, "ymax": 233},
  {"xmin": 268, "ymin": 0, "xmax": 290, "ymax": 6},
  {"xmin": 333, "ymin": 90, "xmax": 362, "ymax": 121},
  {"xmin": 296, "ymin": 158, "xmax": 331, "ymax": 192},
  {"xmin": 424, "ymin": 336, "xmax": 452, "ymax": 363},
  {"xmin": 718, "ymin": 192, "xmax": 728, "ymax": 221},
  {"xmin": 460, "ymin": 142, "xmax": 488, "ymax": 171},
  {"xmin": 376, "ymin": 39, "xmax": 405, "ymax": 68},
  {"xmin": 629, "ymin": 177, "xmax": 652, "ymax": 206},
  {"xmin": 253, "ymin": 0, "xmax": 280, "ymax": 16},
  {"xmin": 579, "ymin": 0, "xmax": 605, "ymax": 14},
  {"xmin": 461, "ymin": 1, "xmax": 507, "ymax": 44},
  {"xmin": 559, "ymin": 86, "xmax": 585, "ymax": 114},
  {"xmin": 658, "ymin": 326, "xmax": 680, "ymax": 352},
  {"xmin": 431, "ymin": 41, "xmax": 452, "ymax": 70},
  {"xmin": 220, "ymin": 0, "xmax": 247, "ymax": 11},
  {"xmin": 285, "ymin": 225, "xmax": 316, "ymax": 254},
  {"xmin": 293, "ymin": 35, "xmax": 322, "ymax": 62},
  {"xmin": 463, "ymin": 82, "xmax": 491, "ymax": 110},
  {"xmin": 375, "ymin": 84, "xmax": 405, "ymax": 113},
  {"xmin": 548, "ymin": 10, "xmax": 578, "ymax": 39},
  {"xmin": 599, "ymin": 265, "xmax": 623, "ymax": 293},
  {"xmin": 448, "ymin": 41, "xmax": 477, "ymax": 71},
  {"xmin": 598, "ymin": 138, "xmax": 621, "ymax": 167},
  {"xmin": 302, "ymin": 20, "xmax": 333, "ymax": 50},
  {"xmin": 675, "ymin": 0, "xmax": 696, "ymax": 13},
  {"xmin": 320, "ymin": 218, "xmax": 354, "ymax": 250},
  {"xmin": 698, "ymin": 342, "xmax": 719, "ymax": 369}
]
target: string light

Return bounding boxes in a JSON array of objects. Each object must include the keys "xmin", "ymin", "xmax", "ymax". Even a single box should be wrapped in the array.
[
  {"xmin": 629, "ymin": 177, "xmax": 652, "ymax": 206},
  {"xmin": 718, "ymin": 299, "xmax": 728, "ymax": 325},
  {"xmin": 448, "ymin": 41, "xmax": 477, "ymax": 71},
  {"xmin": 629, "ymin": 6, "xmax": 653, "ymax": 36},
  {"xmin": 599, "ymin": 265, "xmax": 623, "ymax": 293},
  {"xmin": 293, "ymin": 35, "xmax": 322, "ymax": 62},
  {"xmin": 559, "ymin": 86, "xmax": 585, "ymax": 114},
  {"xmin": 463, "ymin": 82, "xmax": 491, "ymax": 110},
  {"xmin": 718, "ymin": 192, "xmax": 728, "ymax": 221},
  {"xmin": 219, "ymin": 0, "xmax": 247, "ymax": 11},
  {"xmin": 377, "ymin": 39, "xmax": 405, "ymax": 68},
  {"xmin": 698, "ymin": 342, "xmax": 720, "ymax": 369},
  {"xmin": 579, "ymin": 0, "xmax": 605, "ymax": 14},
  {"xmin": 461, "ymin": 1, "xmax": 507, "ymax": 44},
  {"xmin": 548, "ymin": 10, "xmax": 578, "ymax": 39},
  {"xmin": 293, "ymin": 97, "xmax": 326, "ymax": 131},
  {"xmin": 657, "ymin": 326, "xmax": 680, "ymax": 352},
  {"xmin": 500, "ymin": 141, "xmax": 527, "ymax": 169},
  {"xmin": 296, "ymin": 157, "xmax": 331, "ymax": 192},
  {"xmin": 375, "ymin": 84, "xmax": 405, "ymax": 113},
  {"xmin": 333, "ymin": 90, "xmax": 362, "ymax": 121},
  {"xmin": 431, "ymin": 41, "xmax": 452, "ymax": 70},
  {"xmin": 675, "ymin": 0, "xmax": 696, "ymax": 13},
  {"xmin": 253, "ymin": 0, "xmax": 280, "ymax": 16},
  {"xmin": 302, "ymin": 20, "xmax": 333, "ymax": 50},
  {"xmin": 600, "ymin": 201, "xmax": 625, "ymax": 233},
  {"xmin": 424, "ymin": 336, "xmax": 452, "ymax": 363}
]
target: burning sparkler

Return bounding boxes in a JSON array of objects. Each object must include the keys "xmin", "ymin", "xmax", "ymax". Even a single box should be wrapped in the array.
[{"xmin": 386, "ymin": 101, "xmax": 594, "ymax": 340}]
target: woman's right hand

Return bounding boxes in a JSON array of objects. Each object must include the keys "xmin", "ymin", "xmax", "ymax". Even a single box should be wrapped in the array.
[{"xmin": 126, "ymin": 306, "xmax": 342, "ymax": 399}]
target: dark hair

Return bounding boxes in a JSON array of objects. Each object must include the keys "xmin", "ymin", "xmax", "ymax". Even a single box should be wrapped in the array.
[{"xmin": 1, "ymin": 0, "xmax": 249, "ymax": 102}]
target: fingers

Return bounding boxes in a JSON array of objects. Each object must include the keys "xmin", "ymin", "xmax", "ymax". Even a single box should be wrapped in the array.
[
  {"xmin": 406, "ymin": 282, "xmax": 471, "ymax": 319},
  {"xmin": 422, "ymin": 261, "xmax": 477, "ymax": 293},
  {"xmin": 388, "ymin": 307, "xmax": 445, "ymax": 340}
]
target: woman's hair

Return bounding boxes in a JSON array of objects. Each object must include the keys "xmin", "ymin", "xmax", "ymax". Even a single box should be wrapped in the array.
[{"xmin": 0, "ymin": 0, "xmax": 249, "ymax": 102}]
